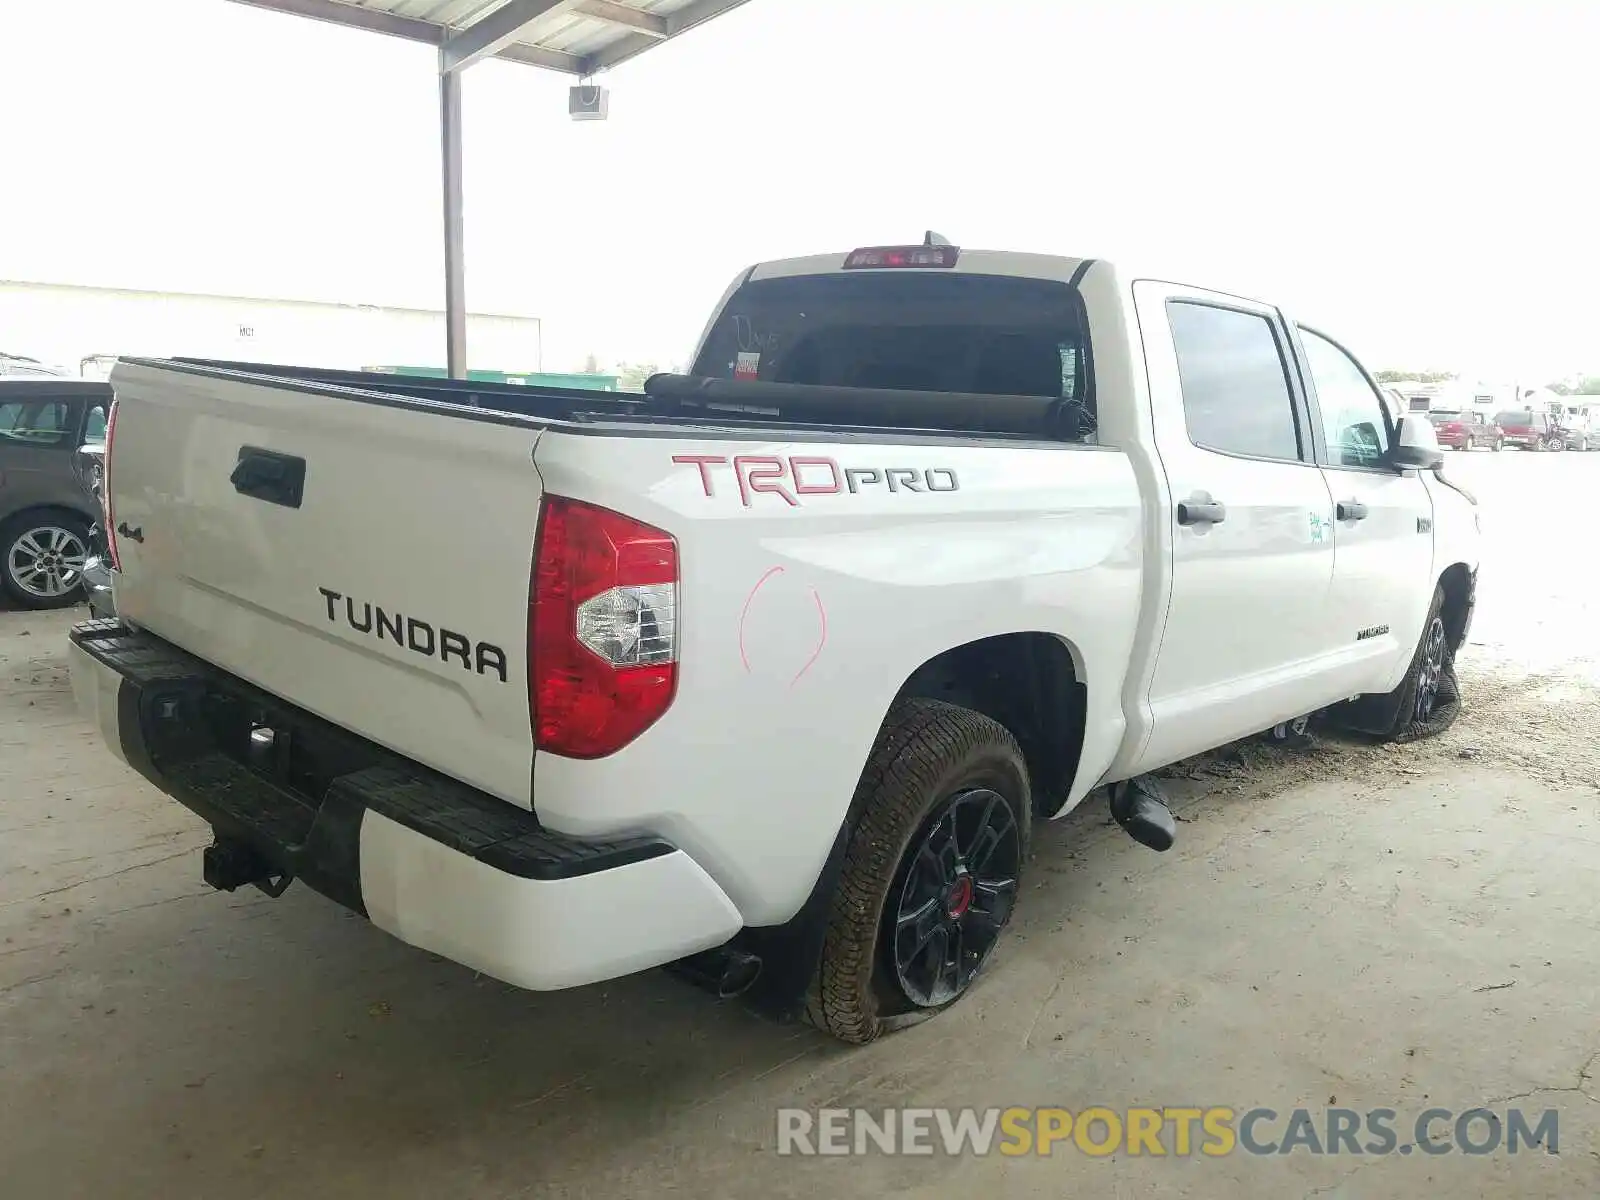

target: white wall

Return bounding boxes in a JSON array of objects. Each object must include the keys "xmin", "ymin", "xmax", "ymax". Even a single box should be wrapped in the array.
[{"xmin": 0, "ymin": 282, "xmax": 540, "ymax": 376}]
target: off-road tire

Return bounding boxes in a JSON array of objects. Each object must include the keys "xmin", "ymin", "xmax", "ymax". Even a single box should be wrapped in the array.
[{"xmin": 803, "ymin": 699, "xmax": 1031, "ymax": 1045}]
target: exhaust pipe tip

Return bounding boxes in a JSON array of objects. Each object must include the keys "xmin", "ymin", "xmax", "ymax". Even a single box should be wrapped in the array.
[{"xmin": 716, "ymin": 950, "xmax": 763, "ymax": 999}]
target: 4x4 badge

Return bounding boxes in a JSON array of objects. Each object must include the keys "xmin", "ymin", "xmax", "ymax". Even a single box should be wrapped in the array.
[{"xmin": 1417, "ymin": 516, "xmax": 1433, "ymax": 533}]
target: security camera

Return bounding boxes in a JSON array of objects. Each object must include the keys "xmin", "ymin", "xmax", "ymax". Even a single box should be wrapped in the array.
[{"xmin": 569, "ymin": 85, "xmax": 609, "ymax": 121}]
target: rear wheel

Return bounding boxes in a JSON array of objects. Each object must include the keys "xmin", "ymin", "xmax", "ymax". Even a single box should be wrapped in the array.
[
  {"xmin": 804, "ymin": 699, "xmax": 1030, "ymax": 1045},
  {"xmin": 1492, "ymin": 436, "xmax": 1504, "ymax": 452},
  {"xmin": 1, "ymin": 511, "xmax": 91, "ymax": 610},
  {"xmin": 1546, "ymin": 435, "xmax": 1565, "ymax": 452}
]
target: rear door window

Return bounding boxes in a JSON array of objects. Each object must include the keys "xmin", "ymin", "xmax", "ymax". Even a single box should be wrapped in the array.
[
  {"xmin": 0, "ymin": 398, "xmax": 74, "ymax": 447},
  {"xmin": 1167, "ymin": 301, "xmax": 1304, "ymax": 462}
]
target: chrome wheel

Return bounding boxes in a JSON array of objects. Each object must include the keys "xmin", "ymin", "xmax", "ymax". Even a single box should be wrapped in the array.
[
  {"xmin": 889, "ymin": 786, "xmax": 1022, "ymax": 1009},
  {"xmin": 1414, "ymin": 616, "xmax": 1448, "ymax": 723},
  {"xmin": 6, "ymin": 524, "xmax": 89, "ymax": 601}
]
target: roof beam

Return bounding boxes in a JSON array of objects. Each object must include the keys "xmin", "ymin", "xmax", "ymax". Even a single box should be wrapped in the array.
[
  {"xmin": 440, "ymin": 0, "xmax": 587, "ymax": 74},
  {"xmin": 229, "ymin": 0, "xmax": 754, "ymax": 78},
  {"xmin": 575, "ymin": 0, "xmax": 667, "ymax": 39},
  {"xmin": 578, "ymin": 0, "xmax": 753, "ymax": 73},
  {"xmin": 225, "ymin": 0, "xmax": 445, "ymax": 44},
  {"xmin": 224, "ymin": 0, "xmax": 584, "ymax": 72},
  {"xmin": 491, "ymin": 41, "xmax": 588, "ymax": 73}
]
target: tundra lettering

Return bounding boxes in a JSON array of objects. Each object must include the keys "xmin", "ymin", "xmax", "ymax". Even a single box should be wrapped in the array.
[
  {"xmin": 673, "ymin": 454, "xmax": 960, "ymax": 505},
  {"xmin": 317, "ymin": 587, "xmax": 507, "ymax": 682}
]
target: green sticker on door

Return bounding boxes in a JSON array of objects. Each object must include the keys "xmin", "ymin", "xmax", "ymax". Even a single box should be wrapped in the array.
[{"xmin": 1309, "ymin": 511, "xmax": 1330, "ymax": 544}]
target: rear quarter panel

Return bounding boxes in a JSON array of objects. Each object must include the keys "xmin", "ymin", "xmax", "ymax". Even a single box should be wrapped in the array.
[{"xmin": 531, "ymin": 429, "xmax": 1144, "ymax": 926}]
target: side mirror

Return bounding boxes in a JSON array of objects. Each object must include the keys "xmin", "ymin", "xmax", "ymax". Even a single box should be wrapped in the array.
[{"xmin": 1391, "ymin": 415, "xmax": 1444, "ymax": 471}]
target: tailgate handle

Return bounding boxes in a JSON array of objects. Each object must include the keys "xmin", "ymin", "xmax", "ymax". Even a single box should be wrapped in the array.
[{"xmin": 231, "ymin": 447, "xmax": 306, "ymax": 509}]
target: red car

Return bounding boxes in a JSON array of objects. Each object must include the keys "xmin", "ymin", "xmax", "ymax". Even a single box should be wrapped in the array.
[
  {"xmin": 1426, "ymin": 409, "xmax": 1502, "ymax": 451},
  {"xmin": 1492, "ymin": 409, "xmax": 1566, "ymax": 452}
]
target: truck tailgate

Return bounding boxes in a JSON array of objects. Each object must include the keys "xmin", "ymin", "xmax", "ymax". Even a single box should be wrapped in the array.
[{"xmin": 106, "ymin": 361, "xmax": 544, "ymax": 808}]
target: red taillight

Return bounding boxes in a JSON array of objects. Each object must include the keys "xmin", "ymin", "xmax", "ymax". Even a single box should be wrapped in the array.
[
  {"xmin": 103, "ymin": 399, "xmax": 121, "ymax": 571},
  {"xmin": 530, "ymin": 496, "xmax": 679, "ymax": 759},
  {"xmin": 842, "ymin": 245, "xmax": 960, "ymax": 269}
]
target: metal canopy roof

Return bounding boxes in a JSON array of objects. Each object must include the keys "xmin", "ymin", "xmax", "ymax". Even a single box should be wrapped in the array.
[
  {"xmin": 229, "ymin": 0, "xmax": 753, "ymax": 76},
  {"xmin": 223, "ymin": 0, "xmax": 758, "ymax": 378}
]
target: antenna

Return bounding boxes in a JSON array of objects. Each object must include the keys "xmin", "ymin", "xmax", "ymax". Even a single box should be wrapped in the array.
[{"xmin": 923, "ymin": 230, "xmax": 952, "ymax": 247}]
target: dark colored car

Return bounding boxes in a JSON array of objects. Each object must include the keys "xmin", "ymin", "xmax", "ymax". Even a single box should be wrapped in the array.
[
  {"xmin": 1426, "ymin": 409, "xmax": 1502, "ymax": 451},
  {"xmin": 1492, "ymin": 409, "xmax": 1566, "ymax": 452},
  {"xmin": 0, "ymin": 379, "xmax": 112, "ymax": 608}
]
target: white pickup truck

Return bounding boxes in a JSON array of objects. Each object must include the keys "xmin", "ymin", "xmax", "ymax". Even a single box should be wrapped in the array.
[{"xmin": 70, "ymin": 238, "xmax": 1479, "ymax": 1044}]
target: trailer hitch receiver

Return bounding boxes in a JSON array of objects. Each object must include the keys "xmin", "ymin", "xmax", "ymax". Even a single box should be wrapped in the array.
[{"xmin": 202, "ymin": 839, "xmax": 293, "ymax": 898}]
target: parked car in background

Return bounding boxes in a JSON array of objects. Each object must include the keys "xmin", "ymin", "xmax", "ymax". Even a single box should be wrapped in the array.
[
  {"xmin": 0, "ymin": 352, "xmax": 73, "ymax": 378},
  {"xmin": 1381, "ymin": 387, "xmax": 1409, "ymax": 424},
  {"xmin": 1426, "ymin": 409, "xmax": 1501, "ymax": 451},
  {"xmin": 0, "ymin": 379, "xmax": 112, "ymax": 608},
  {"xmin": 1492, "ymin": 409, "xmax": 1567, "ymax": 452},
  {"xmin": 1559, "ymin": 405, "xmax": 1600, "ymax": 451}
]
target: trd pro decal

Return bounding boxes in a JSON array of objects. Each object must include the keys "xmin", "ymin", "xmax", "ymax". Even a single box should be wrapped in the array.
[{"xmin": 672, "ymin": 454, "xmax": 959, "ymax": 507}]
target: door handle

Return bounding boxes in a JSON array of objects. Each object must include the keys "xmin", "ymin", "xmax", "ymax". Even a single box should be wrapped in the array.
[
  {"xmin": 230, "ymin": 446, "xmax": 306, "ymax": 509},
  {"xmin": 1336, "ymin": 500, "xmax": 1368, "ymax": 521},
  {"xmin": 1176, "ymin": 500, "xmax": 1227, "ymax": 526}
]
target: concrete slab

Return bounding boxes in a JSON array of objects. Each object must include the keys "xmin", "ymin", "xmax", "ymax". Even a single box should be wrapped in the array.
[{"xmin": 2, "ymin": 449, "xmax": 1597, "ymax": 1198}]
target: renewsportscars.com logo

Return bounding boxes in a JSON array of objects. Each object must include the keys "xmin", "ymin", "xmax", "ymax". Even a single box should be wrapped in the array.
[{"xmin": 775, "ymin": 1106, "xmax": 1561, "ymax": 1158}]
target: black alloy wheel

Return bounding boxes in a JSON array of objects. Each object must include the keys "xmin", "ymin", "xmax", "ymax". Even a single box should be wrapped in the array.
[
  {"xmin": 887, "ymin": 786, "xmax": 1022, "ymax": 1009},
  {"xmin": 1414, "ymin": 616, "xmax": 1448, "ymax": 724}
]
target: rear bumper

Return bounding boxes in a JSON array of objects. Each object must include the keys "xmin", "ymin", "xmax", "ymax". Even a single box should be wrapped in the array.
[{"xmin": 68, "ymin": 621, "xmax": 741, "ymax": 990}]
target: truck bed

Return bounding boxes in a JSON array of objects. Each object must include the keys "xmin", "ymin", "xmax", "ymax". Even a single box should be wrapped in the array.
[{"xmin": 160, "ymin": 358, "xmax": 1090, "ymax": 444}]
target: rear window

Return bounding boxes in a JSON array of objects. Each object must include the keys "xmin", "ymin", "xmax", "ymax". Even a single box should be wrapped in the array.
[
  {"xmin": 1493, "ymin": 411, "xmax": 1533, "ymax": 426},
  {"xmin": 1427, "ymin": 410, "xmax": 1461, "ymax": 423},
  {"xmin": 690, "ymin": 271, "xmax": 1090, "ymax": 419},
  {"xmin": 0, "ymin": 399, "xmax": 73, "ymax": 447}
]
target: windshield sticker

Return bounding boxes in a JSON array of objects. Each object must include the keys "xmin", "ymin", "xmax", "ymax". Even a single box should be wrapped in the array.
[
  {"xmin": 732, "ymin": 315, "xmax": 780, "ymax": 354},
  {"xmin": 735, "ymin": 351, "xmax": 761, "ymax": 380}
]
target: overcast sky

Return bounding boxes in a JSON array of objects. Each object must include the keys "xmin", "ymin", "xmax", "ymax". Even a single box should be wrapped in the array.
[{"xmin": 4, "ymin": 0, "xmax": 1596, "ymax": 381}]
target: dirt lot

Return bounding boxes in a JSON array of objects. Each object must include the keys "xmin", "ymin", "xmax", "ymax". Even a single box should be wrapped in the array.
[{"xmin": 2, "ymin": 449, "xmax": 1597, "ymax": 1198}]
